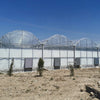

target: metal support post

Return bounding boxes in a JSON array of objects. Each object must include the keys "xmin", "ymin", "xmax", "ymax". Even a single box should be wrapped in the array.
[
  {"xmin": 41, "ymin": 44, "xmax": 44, "ymax": 60},
  {"xmin": 73, "ymin": 46, "xmax": 76, "ymax": 67},
  {"xmin": 51, "ymin": 48, "xmax": 52, "ymax": 67},
  {"xmin": 97, "ymin": 47, "xmax": 99, "ymax": 58}
]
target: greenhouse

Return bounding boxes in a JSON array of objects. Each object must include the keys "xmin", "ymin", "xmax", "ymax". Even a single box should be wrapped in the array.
[{"xmin": 0, "ymin": 30, "xmax": 100, "ymax": 71}]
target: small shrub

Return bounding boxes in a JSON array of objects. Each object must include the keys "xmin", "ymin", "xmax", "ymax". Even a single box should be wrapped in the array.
[
  {"xmin": 50, "ymin": 77, "xmax": 53, "ymax": 81},
  {"xmin": 0, "ymin": 72, "xmax": 3, "ymax": 74},
  {"xmin": 37, "ymin": 58, "xmax": 44, "ymax": 76},
  {"xmin": 53, "ymin": 85, "xmax": 60, "ymax": 89},
  {"xmin": 69, "ymin": 64, "xmax": 74, "ymax": 76},
  {"xmin": 44, "ymin": 89, "xmax": 47, "ymax": 91},
  {"xmin": 7, "ymin": 58, "xmax": 14, "ymax": 76},
  {"xmin": 25, "ymin": 89, "xmax": 31, "ymax": 93},
  {"xmin": 73, "ymin": 78, "xmax": 75, "ymax": 80}
]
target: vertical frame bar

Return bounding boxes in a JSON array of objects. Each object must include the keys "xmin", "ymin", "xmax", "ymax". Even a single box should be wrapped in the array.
[{"xmin": 73, "ymin": 45, "xmax": 76, "ymax": 67}]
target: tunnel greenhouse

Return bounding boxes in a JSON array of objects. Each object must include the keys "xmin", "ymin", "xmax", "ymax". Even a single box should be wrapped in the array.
[{"xmin": 0, "ymin": 30, "xmax": 100, "ymax": 71}]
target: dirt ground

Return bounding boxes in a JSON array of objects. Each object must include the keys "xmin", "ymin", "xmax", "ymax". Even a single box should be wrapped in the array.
[{"xmin": 0, "ymin": 68, "xmax": 100, "ymax": 100}]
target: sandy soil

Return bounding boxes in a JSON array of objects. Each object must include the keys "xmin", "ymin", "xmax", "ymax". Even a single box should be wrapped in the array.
[{"xmin": 0, "ymin": 68, "xmax": 100, "ymax": 100}]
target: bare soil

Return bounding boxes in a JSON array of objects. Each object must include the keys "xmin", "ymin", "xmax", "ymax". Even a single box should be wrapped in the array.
[{"xmin": 0, "ymin": 68, "xmax": 100, "ymax": 100}]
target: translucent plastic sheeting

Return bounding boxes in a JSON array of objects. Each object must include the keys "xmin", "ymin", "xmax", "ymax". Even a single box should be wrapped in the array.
[
  {"xmin": 33, "ymin": 59, "xmax": 39, "ymax": 68},
  {"xmin": 10, "ymin": 49, "xmax": 21, "ymax": 58},
  {"xmin": 22, "ymin": 49, "xmax": 32, "ymax": 58},
  {"xmin": 13, "ymin": 59, "xmax": 22, "ymax": 70},
  {"xmin": 93, "ymin": 51, "xmax": 97, "ymax": 57},
  {"xmin": 43, "ymin": 50, "xmax": 51, "ymax": 57},
  {"xmin": 87, "ymin": 59, "xmax": 93, "ymax": 65},
  {"xmin": 60, "ymin": 50, "xmax": 67, "ymax": 57},
  {"xmin": 75, "ymin": 50, "xmax": 80, "ymax": 57},
  {"xmin": 0, "ymin": 49, "xmax": 9, "ymax": 58},
  {"xmin": 81, "ymin": 59, "xmax": 87, "ymax": 66},
  {"xmin": 67, "ymin": 58, "xmax": 74, "ymax": 65},
  {"xmin": 61, "ymin": 59, "xmax": 67, "ymax": 67},
  {"xmin": 42, "ymin": 34, "xmax": 72, "ymax": 46},
  {"xmin": 1, "ymin": 30, "xmax": 39, "ymax": 48},
  {"xmin": 52, "ymin": 50, "xmax": 60, "ymax": 57},
  {"xmin": 33, "ymin": 50, "xmax": 42, "ymax": 58},
  {"xmin": 68, "ymin": 50, "xmax": 73, "ymax": 57},
  {"xmin": 44, "ymin": 59, "xmax": 51, "ymax": 67},
  {"xmin": 87, "ymin": 51, "xmax": 93, "ymax": 57},
  {"xmin": 0, "ymin": 59, "xmax": 9, "ymax": 70},
  {"xmin": 81, "ymin": 51, "xmax": 87, "ymax": 57}
]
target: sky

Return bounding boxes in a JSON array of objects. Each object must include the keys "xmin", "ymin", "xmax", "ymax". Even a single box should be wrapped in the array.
[{"xmin": 0, "ymin": 0, "xmax": 100, "ymax": 41}]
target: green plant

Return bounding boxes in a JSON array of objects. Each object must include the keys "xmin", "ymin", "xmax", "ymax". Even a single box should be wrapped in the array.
[
  {"xmin": 37, "ymin": 58, "xmax": 44, "ymax": 76},
  {"xmin": 50, "ymin": 77, "xmax": 53, "ymax": 81},
  {"xmin": 25, "ymin": 89, "xmax": 31, "ymax": 93},
  {"xmin": 69, "ymin": 64, "xmax": 74, "ymax": 76},
  {"xmin": 0, "ymin": 72, "xmax": 3, "ymax": 74},
  {"xmin": 7, "ymin": 58, "xmax": 14, "ymax": 76},
  {"xmin": 53, "ymin": 85, "xmax": 60, "ymax": 89},
  {"xmin": 73, "ymin": 78, "xmax": 75, "ymax": 80}
]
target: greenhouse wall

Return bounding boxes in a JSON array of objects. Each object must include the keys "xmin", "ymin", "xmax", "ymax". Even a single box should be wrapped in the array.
[{"xmin": 0, "ymin": 48, "xmax": 99, "ymax": 71}]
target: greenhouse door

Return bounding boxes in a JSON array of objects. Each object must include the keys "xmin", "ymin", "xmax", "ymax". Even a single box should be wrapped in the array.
[
  {"xmin": 74, "ymin": 58, "xmax": 80, "ymax": 68},
  {"xmin": 24, "ymin": 58, "xmax": 33, "ymax": 71},
  {"xmin": 54, "ymin": 58, "xmax": 61, "ymax": 69},
  {"xmin": 94, "ymin": 58, "xmax": 99, "ymax": 66}
]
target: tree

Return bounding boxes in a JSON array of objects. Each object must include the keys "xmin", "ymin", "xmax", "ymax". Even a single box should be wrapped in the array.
[
  {"xmin": 7, "ymin": 58, "xmax": 14, "ymax": 76},
  {"xmin": 37, "ymin": 58, "xmax": 44, "ymax": 76},
  {"xmin": 69, "ymin": 64, "xmax": 74, "ymax": 77}
]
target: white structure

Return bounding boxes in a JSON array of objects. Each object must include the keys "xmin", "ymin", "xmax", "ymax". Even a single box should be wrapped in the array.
[{"xmin": 0, "ymin": 30, "xmax": 100, "ymax": 71}]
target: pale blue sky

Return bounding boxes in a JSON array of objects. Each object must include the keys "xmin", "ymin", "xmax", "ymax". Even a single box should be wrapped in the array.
[{"xmin": 0, "ymin": 0, "xmax": 100, "ymax": 41}]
